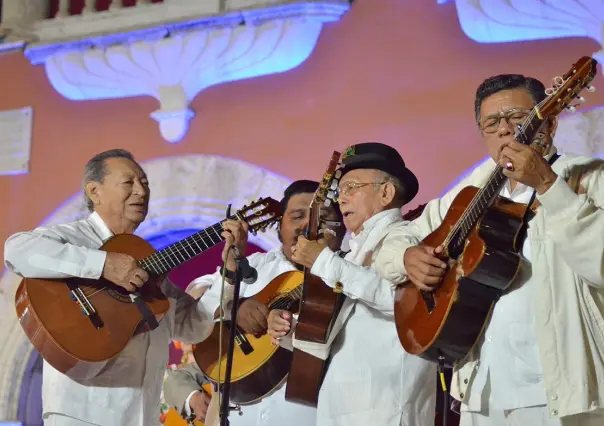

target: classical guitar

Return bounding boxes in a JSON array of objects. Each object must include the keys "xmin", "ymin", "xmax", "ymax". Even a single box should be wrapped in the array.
[
  {"xmin": 285, "ymin": 151, "xmax": 344, "ymax": 406},
  {"xmin": 15, "ymin": 198, "xmax": 282, "ymax": 375},
  {"xmin": 394, "ymin": 56, "xmax": 598, "ymax": 366},
  {"xmin": 193, "ymin": 270, "xmax": 303, "ymax": 405}
]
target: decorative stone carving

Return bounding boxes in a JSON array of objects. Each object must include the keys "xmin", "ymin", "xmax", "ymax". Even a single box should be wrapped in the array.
[
  {"xmin": 0, "ymin": 0, "xmax": 47, "ymax": 45},
  {"xmin": 26, "ymin": 1, "xmax": 350, "ymax": 142},
  {"xmin": 442, "ymin": 0, "xmax": 604, "ymax": 63},
  {"xmin": 0, "ymin": 153, "xmax": 290, "ymax": 419}
]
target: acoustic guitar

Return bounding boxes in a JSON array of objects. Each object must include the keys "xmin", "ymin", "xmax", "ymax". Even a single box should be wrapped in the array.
[
  {"xmin": 285, "ymin": 151, "xmax": 344, "ymax": 406},
  {"xmin": 15, "ymin": 198, "xmax": 282, "ymax": 375},
  {"xmin": 394, "ymin": 56, "xmax": 598, "ymax": 366},
  {"xmin": 193, "ymin": 270, "xmax": 303, "ymax": 405}
]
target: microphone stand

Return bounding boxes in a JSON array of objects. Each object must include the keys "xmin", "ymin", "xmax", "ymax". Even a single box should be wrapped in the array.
[{"xmin": 219, "ymin": 244, "xmax": 243, "ymax": 426}]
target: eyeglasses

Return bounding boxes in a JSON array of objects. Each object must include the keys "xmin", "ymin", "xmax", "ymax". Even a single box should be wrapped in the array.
[
  {"xmin": 479, "ymin": 108, "xmax": 532, "ymax": 134},
  {"xmin": 336, "ymin": 181, "xmax": 386, "ymax": 199}
]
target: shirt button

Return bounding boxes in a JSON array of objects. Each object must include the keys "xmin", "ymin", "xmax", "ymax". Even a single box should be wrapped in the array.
[
  {"xmin": 261, "ymin": 413, "xmax": 268, "ymax": 420},
  {"xmin": 552, "ymin": 409, "xmax": 558, "ymax": 416},
  {"xmin": 551, "ymin": 395, "xmax": 558, "ymax": 401},
  {"xmin": 464, "ymin": 378, "xmax": 468, "ymax": 384},
  {"xmin": 460, "ymin": 392, "xmax": 465, "ymax": 399},
  {"xmin": 486, "ymin": 335, "xmax": 492, "ymax": 342}
]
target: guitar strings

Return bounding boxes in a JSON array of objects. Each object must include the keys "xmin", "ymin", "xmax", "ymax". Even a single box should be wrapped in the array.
[
  {"xmin": 441, "ymin": 99, "xmax": 546, "ymax": 251},
  {"xmin": 79, "ymin": 218, "xmax": 238, "ymax": 299}
]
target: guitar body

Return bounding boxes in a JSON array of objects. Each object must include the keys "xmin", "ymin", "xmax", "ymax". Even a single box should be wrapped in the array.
[
  {"xmin": 394, "ymin": 57, "xmax": 599, "ymax": 365},
  {"xmin": 284, "ymin": 278, "xmax": 343, "ymax": 406},
  {"xmin": 285, "ymin": 151, "xmax": 343, "ymax": 407},
  {"xmin": 394, "ymin": 186, "xmax": 526, "ymax": 365},
  {"xmin": 193, "ymin": 271, "xmax": 303, "ymax": 404},
  {"xmin": 15, "ymin": 234, "xmax": 170, "ymax": 375}
]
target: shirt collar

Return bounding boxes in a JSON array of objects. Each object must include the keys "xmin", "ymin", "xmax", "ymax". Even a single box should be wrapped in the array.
[
  {"xmin": 351, "ymin": 208, "xmax": 401, "ymax": 239},
  {"xmin": 89, "ymin": 211, "xmax": 114, "ymax": 242}
]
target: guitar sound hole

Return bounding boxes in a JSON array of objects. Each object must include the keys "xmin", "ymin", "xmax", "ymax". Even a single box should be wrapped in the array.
[{"xmin": 107, "ymin": 287, "xmax": 132, "ymax": 303}]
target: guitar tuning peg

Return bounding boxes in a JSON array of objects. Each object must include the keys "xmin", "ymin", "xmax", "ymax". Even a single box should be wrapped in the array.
[
  {"xmin": 324, "ymin": 199, "xmax": 332, "ymax": 207},
  {"xmin": 567, "ymin": 105, "xmax": 577, "ymax": 112},
  {"xmin": 335, "ymin": 170, "xmax": 342, "ymax": 179},
  {"xmin": 577, "ymin": 96, "xmax": 586, "ymax": 103},
  {"xmin": 588, "ymin": 85, "xmax": 596, "ymax": 92}
]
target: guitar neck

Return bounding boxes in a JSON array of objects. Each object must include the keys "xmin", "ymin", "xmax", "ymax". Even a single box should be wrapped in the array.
[
  {"xmin": 139, "ymin": 215, "xmax": 237, "ymax": 275},
  {"xmin": 445, "ymin": 109, "xmax": 545, "ymax": 257}
]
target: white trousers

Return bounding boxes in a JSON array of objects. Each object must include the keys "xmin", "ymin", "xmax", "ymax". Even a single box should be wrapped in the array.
[
  {"xmin": 44, "ymin": 414, "xmax": 100, "ymax": 426},
  {"xmin": 460, "ymin": 406, "xmax": 604, "ymax": 426}
]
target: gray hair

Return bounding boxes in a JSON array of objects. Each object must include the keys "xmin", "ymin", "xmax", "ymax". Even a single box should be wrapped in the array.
[
  {"xmin": 83, "ymin": 149, "xmax": 136, "ymax": 212},
  {"xmin": 378, "ymin": 171, "xmax": 406, "ymax": 208}
]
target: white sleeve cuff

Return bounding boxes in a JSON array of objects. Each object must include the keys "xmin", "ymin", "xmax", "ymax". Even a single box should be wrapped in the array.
[
  {"xmin": 309, "ymin": 247, "xmax": 339, "ymax": 287},
  {"xmin": 536, "ymin": 176, "xmax": 577, "ymax": 216},
  {"xmin": 82, "ymin": 249, "xmax": 107, "ymax": 279}
]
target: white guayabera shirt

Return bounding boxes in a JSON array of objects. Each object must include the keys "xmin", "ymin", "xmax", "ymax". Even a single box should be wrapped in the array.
[
  {"xmin": 4, "ymin": 212, "xmax": 215, "ymax": 426},
  {"xmin": 187, "ymin": 248, "xmax": 317, "ymax": 426}
]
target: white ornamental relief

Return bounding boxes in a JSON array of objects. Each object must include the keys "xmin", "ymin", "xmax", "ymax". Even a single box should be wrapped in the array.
[
  {"xmin": 44, "ymin": 19, "xmax": 325, "ymax": 143},
  {"xmin": 441, "ymin": 0, "xmax": 604, "ymax": 64}
]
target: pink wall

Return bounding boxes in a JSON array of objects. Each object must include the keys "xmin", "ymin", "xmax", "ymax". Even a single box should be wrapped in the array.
[{"xmin": 1, "ymin": 0, "xmax": 603, "ymax": 263}]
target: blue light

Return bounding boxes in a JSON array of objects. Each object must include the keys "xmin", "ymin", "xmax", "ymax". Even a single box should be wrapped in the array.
[{"xmin": 37, "ymin": 8, "xmax": 350, "ymax": 144}]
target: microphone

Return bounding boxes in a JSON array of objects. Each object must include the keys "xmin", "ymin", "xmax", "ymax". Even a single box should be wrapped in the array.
[{"xmin": 231, "ymin": 246, "xmax": 258, "ymax": 284}]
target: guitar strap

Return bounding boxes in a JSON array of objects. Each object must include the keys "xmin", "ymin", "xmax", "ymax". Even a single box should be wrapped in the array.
[
  {"xmin": 131, "ymin": 293, "xmax": 160, "ymax": 330},
  {"xmin": 516, "ymin": 152, "xmax": 561, "ymax": 250}
]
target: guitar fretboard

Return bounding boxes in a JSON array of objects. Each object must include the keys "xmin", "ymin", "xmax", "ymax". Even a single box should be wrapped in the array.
[
  {"xmin": 138, "ymin": 215, "xmax": 238, "ymax": 275},
  {"xmin": 446, "ymin": 108, "xmax": 544, "ymax": 257}
]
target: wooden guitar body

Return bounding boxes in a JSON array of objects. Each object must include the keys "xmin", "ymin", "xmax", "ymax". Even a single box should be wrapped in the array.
[
  {"xmin": 284, "ymin": 275, "xmax": 343, "ymax": 406},
  {"xmin": 284, "ymin": 151, "xmax": 343, "ymax": 407},
  {"xmin": 15, "ymin": 197, "xmax": 283, "ymax": 376},
  {"xmin": 394, "ymin": 57, "xmax": 598, "ymax": 365},
  {"xmin": 15, "ymin": 234, "xmax": 170, "ymax": 375},
  {"xmin": 394, "ymin": 186, "xmax": 526, "ymax": 365},
  {"xmin": 193, "ymin": 271, "xmax": 303, "ymax": 405}
]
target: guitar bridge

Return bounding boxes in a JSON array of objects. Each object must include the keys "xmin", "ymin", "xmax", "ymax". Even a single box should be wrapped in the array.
[
  {"xmin": 421, "ymin": 291, "xmax": 436, "ymax": 314},
  {"xmin": 234, "ymin": 327, "xmax": 254, "ymax": 355},
  {"xmin": 67, "ymin": 285, "xmax": 104, "ymax": 329}
]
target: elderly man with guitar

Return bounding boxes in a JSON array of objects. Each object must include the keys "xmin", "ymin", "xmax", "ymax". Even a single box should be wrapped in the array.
[
  {"xmin": 4, "ymin": 149, "xmax": 280, "ymax": 426},
  {"xmin": 379, "ymin": 64, "xmax": 604, "ymax": 426},
  {"xmin": 268, "ymin": 142, "xmax": 437, "ymax": 426},
  {"xmin": 163, "ymin": 180, "xmax": 345, "ymax": 426}
]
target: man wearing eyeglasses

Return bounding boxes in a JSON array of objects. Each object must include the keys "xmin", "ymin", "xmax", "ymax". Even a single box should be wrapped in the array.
[
  {"xmin": 268, "ymin": 142, "xmax": 437, "ymax": 426},
  {"xmin": 376, "ymin": 74, "xmax": 604, "ymax": 426}
]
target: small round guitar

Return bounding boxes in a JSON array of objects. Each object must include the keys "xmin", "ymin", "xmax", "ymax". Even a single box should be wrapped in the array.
[{"xmin": 193, "ymin": 270, "xmax": 303, "ymax": 405}]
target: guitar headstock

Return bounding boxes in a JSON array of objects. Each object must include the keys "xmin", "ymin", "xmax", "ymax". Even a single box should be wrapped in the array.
[
  {"xmin": 236, "ymin": 197, "xmax": 282, "ymax": 235},
  {"xmin": 539, "ymin": 56, "xmax": 598, "ymax": 118},
  {"xmin": 312, "ymin": 151, "xmax": 341, "ymax": 209}
]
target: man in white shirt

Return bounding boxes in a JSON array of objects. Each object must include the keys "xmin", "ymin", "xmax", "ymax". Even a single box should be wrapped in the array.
[
  {"xmin": 268, "ymin": 142, "xmax": 437, "ymax": 426},
  {"xmin": 4, "ymin": 149, "xmax": 215, "ymax": 426},
  {"xmin": 376, "ymin": 74, "xmax": 604, "ymax": 425},
  {"xmin": 162, "ymin": 179, "xmax": 346, "ymax": 426}
]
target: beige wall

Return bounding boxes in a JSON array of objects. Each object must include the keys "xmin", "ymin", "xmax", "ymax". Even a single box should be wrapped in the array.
[{"xmin": 1, "ymin": 0, "xmax": 603, "ymax": 263}]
